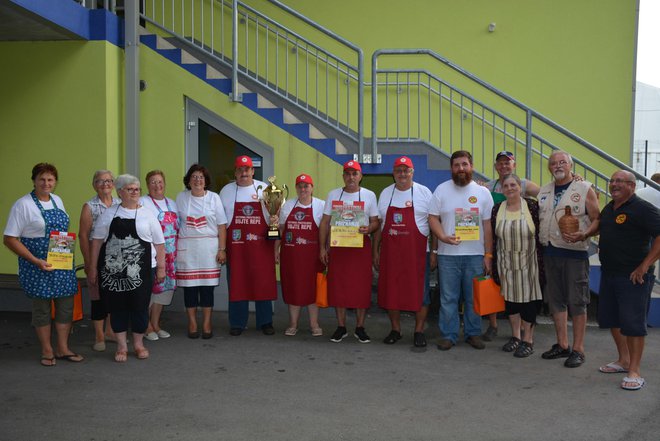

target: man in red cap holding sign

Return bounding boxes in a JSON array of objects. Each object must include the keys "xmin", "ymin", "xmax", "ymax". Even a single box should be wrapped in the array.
[
  {"xmin": 374, "ymin": 156, "xmax": 434, "ymax": 348},
  {"xmin": 219, "ymin": 155, "xmax": 277, "ymax": 335},
  {"xmin": 319, "ymin": 160, "xmax": 380, "ymax": 343}
]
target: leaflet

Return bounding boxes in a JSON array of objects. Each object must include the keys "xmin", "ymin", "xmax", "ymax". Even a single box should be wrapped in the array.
[
  {"xmin": 46, "ymin": 231, "xmax": 76, "ymax": 270},
  {"xmin": 454, "ymin": 207, "xmax": 480, "ymax": 241},
  {"xmin": 329, "ymin": 200, "xmax": 366, "ymax": 248}
]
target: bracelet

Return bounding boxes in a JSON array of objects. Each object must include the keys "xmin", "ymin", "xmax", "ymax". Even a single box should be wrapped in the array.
[
  {"xmin": 484, "ymin": 252, "xmax": 493, "ymax": 258},
  {"xmin": 218, "ymin": 248, "xmax": 226, "ymax": 252}
]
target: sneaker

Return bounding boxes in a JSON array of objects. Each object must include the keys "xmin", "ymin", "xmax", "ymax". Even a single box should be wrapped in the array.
[
  {"xmin": 261, "ymin": 324, "xmax": 275, "ymax": 335},
  {"xmin": 502, "ymin": 336, "xmax": 521, "ymax": 353},
  {"xmin": 466, "ymin": 335, "xmax": 486, "ymax": 350},
  {"xmin": 564, "ymin": 350, "xmax": 586, "ymax": 368},
  {"xmin": 354, "ymin": 327, "xmax": 371, "ymax": 343},
  {"xmin": 541, "ymin": 343, "xmax": 572, "ymax": 360},
  {"xmin": 436, "ymin": 339, "xmax": 455, "ymax": 351},
  {"xmin": 481, "ymin": 325, "xmax": 498, "ymax": 342},
  {"xmin": 330, "ymin": 326, "xmax": 348, "ymax": 343},
  {"xmin": 413, "ymin": 332, "xmax": 427, "ymax": 348},
  {"xmin": 157, "ymin": 330, "xmax": 171, "ymax": 339},
  {"xmin": 144, "ymin": 332, "xmax": 159, "ymax": 341},
  {"xmin": 383, "ymin": 330, "xmax": 402, "ymax": 344}
]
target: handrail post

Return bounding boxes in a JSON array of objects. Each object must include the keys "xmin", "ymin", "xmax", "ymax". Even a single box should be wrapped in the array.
[
  {"xmin": 230, "ymin": 0, "xmax": 242, "ymax": 102},
  {"xmin": 125, "ymin": 0, "xmax": 140, "ymax": 176},
  {"xmin": 370, "ymin": 50, "xmax": 378, "ymax": 163},
  {"xmin": 357, "ymin": 50, "xmax": 364, "ymax": 162},
  {"xmin": 525, "ymin": 109, "xmax": 532, "ymax": 180}
]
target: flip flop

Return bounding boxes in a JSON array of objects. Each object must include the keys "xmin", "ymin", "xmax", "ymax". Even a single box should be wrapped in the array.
[
  {"xmin": 284, "ymin": 327, "xmax": 298, "ymax": 336},
  {"xmin": 40, "ymin": 356, "xmax": 56, "ymax": 367},
  {"xmin": 114, "ymin": 350, "xmax": 128, "ymax": 363},
  {"xmin": 55, "ymin": 353, "xmax": 84, "ymax": 363},
  {"xmin": 621, "ymin": 376, "xmax": 645, "ymax": 391},
  {"xmin": 599, "ymin": 362, "xmax": 628, "ymax": 374},
  {"xmin": 134, "ymin": 348, "xmax": 149, "ymax": 360}
]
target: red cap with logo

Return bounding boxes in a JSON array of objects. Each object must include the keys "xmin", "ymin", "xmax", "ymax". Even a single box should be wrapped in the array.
[
  {"xmin": 393, "ymin": 156, "xmax": 414, "ymax": 169},
  {"xmin": 235, "ymin": 155, "xmax": 253, "ymax": 168},
  {"xmin": 343, "ymin": 160, "xmax": 362, "ymax": 172},
  {"xmin": 295, "ymin": 174, "xmax": 314, "ymax": 186}
]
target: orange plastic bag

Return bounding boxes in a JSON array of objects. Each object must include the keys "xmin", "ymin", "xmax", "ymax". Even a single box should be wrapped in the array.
[
  {"xmin": 472, "ymin": 275, "xmax": 504, "ymax": 316},
  {"xmin": 315, "ymin": 272, "xmax": 328, "ymax": 308},
  {"xmin": 51, "ymin": 282, "xmax": 83, "ymax": 322}
]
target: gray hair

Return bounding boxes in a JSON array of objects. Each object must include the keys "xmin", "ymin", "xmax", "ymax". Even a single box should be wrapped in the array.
[
  {"xmin": 548, "ymin": 150, "xmax": 573, "ymax": 166},
  {"xmin": 501, "ymin": 173, "xmax": 522, "ymax": 187},
  {"xmin": 92, "ymin": 169, "xmax": 114, "ymax": 187},
  {"xmin": 114, "ymin": 174, "xmax": 140, "ymax": 191}
]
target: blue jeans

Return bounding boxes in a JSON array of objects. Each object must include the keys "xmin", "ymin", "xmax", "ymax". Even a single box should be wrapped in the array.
[{"xmin": 437, "ymin": 254, "xmax": 484, "ymax": 343}]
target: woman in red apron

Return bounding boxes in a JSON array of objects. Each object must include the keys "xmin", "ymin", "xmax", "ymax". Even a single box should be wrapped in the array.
[
  {"xmin": 276, "ymin": 174, "xmax": 324, "ymax": 337},
  {"xmin": 319, "ymin": 161, "xmax": 380, "ymax": 344},
  {"xmin": 374, "ymin": 157, "xmax": 432, "ymax": 348}
]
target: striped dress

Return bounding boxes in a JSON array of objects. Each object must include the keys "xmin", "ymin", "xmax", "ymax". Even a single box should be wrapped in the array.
[{"xmin": 494, "ymin": 200, "xmax": 542, "ymax": 303}]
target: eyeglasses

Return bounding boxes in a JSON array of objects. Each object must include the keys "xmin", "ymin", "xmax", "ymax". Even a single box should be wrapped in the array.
[
  {"xmin": 190, "ymin": 175, "xmax": 205, "ymax": 181},
  {"xmin": 609, "ymin": 179, "xmax": 634, "ymax": 185},
  {"xmin": 122, "ymin": 187, "xmax": 141, "ymax": 194},
  {"xmin": 393, "ymin": 168, "xmax": 412, "ymax": 175},
  {"xmin": 549, "ymin": 160, "xmax": 569, "ymax": 167},
  {"xmin": 149, "ymin": 180, "xmax": 164, "ymax": 185},
  {"xmin": 95, "ymin": 179, "xmax": 114, "ymax": 185}
]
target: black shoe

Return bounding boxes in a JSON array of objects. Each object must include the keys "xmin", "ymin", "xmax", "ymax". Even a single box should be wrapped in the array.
[
  {"xmin": 413, "ymin": 332, "xmax": 427, "ymax": 348},
  {"xmin": 261, "ymin": 324, "xmax": 275, "ymax": 335},
  {"xmin": 354, "ymin": 327, "xmax": 371, "ymax": 343},
  {"xmin": 541, "ymin": 343, "xmax": 571, "ymax": 359},
  {"xmin": 564, "ymin": 350, "xmax": 585, "ymax": 368},
  {"xmin": 187, "ymin": 331, "xmax": 200, "ymax": 339},
  {"xmin": 514, "ymin": 341, "xmax": 534, "ymax": 358},
  {"xmin": 502, "ymin": 337, "xmax": 521, "ymax": 353},
  {"xmin": 481, "ymin": 325, "xmax": 498, "ymax": 342},
  {"xmin": 330, "ymin": 326, "xmax": 348, "ymax": 343},
  {"xmin": 229, "ymin": 328, "xmax": 243, "ymax": 336},
  {"xmin": 202, "ymin": 331, "xmax": 213, "ymax": 339},
  {"xmin": 383, "ymin": 330, "xmax": 402, "ymax": 344}
]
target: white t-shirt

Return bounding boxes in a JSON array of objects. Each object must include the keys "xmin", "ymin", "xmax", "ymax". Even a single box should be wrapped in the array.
[
  {"xmin": 377, "ymin": 183, "xmax": 433, "ymax": 236},
  {"xmin": 279, "ymin": 197, "xmax": 325, "ymax": 227},
  {"xmin": 636, "ymin": 186, "xmax": 660, "ymax": 209},
  {"xmin": 139, "ymin": 195, "xmax": 178, "ymax": 219},
  {"xmin": 429, "ymin": 180, "xmax": 494, "ymax": 256},
  {"xmin": 176, "ymin": 190, "xmax": 228, "ymax": 238},
  {"xmin": 91, "ymin": 205, "xmax": 165, "ymax": 267},
  {"xmin": 4, "ymin": 193, "xmax": 67, "ymax": 238},
  {"xmin": 219, "ymin": 180, "xmax": 269, "ymax": 224},
  {"xmin": 322, "ymin": 187, "xmax": 379, "ymax": 218}
]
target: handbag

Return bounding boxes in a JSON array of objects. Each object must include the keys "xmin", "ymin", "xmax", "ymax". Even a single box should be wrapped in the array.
[
  {"xmin": 472, "ymin": 275, "xmax": 504, "ymax": 316},
  {"xmin": 315, "ymin": 271, "xmax": 328, "ymax": 308},
  {"xmin": 51, "ymin": 280, "xmax": 84, "ymax": 322}
]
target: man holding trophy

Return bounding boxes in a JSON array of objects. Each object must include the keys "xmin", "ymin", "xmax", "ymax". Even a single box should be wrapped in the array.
[
  {"xmin": 219, "ymin": 156, "xmax": 281, "ymax": 336},
  {"xmin": 319, "ymin": 160, "xmax": 380, "ymax": 343}
]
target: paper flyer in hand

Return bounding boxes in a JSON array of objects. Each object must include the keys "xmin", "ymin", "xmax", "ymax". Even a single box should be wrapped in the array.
[
  {"xmin": 454, "ymin": 207, "xmax": 480, "ymax": 241},
  {"xmin": 329, "ymin": 200, "xmax": 366, "ymax": 248},
  {"xmin": 46, "ymin": 231, "xmax": 76, "ymax": 270}
]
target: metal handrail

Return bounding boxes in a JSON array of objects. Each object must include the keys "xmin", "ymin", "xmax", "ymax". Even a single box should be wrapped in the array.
[{"xmin": 372, "ymin": 48, "xmax": 660, "ymax": 194}]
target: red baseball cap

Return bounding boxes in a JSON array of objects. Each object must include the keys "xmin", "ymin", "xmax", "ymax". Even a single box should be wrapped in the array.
[
  {"xmin": 295, "ymin": 174, "xmax": 314, "ymax": 186},
  {"xmin": 343, "ymin": 160, "xmax": 362, "ymax": 172},
  {"xmin": 235, "ymin": 155, "xmax": 253, "ymax": 168},
  {"xmin": 393, "ymin": 156, "xmax": 414, "ymax": 169}
]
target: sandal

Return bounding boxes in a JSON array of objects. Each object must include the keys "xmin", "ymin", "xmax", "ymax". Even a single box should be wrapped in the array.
[
  {"xmin": 55, "ymin": 353, "xmax": 84, "ymax": 363},
  {"xmin": 114, "ymin": 350, "xmax": 128, "ymax": 363},
  {"xmin": 383, "ymin": 330, "xmax": 402, "ymax": 345},
  {"xmin": 284, "ymin": 327, "xmax": 298, "ymax": 336},
  {"xmin": 514, "ymin": 341, "xmax": 534, "ymax": 358},
  {"xmin": 134, "ymin": 348, "xmax": 150, "ymax": 360},
  {"xmin": 311, "ymin": 327, "xmax": 323, "ymax": 337},
  {"xmin": 502, "ymin": 337, "xmax": 521, "ymax": 352},
  {"xmin": 40, "ymin": 356, "xmax": 56, "ymax": 367}
]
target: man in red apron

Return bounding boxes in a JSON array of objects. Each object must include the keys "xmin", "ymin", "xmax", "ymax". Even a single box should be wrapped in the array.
[
  {"xmin": 319, "ymin": 161, "xmax": 380, "ymax": 343},
  {"xmin": 374, "ymin": 157, "xmax": 434, "ymax": 348},
  {"xmin": 219, "ymin": 156, "xmax": 277, "ymax": 336}
]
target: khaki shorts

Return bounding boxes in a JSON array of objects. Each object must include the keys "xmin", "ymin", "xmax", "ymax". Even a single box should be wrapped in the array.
[
  {"xmin": 150, "ymin": 290, "xmax": 175, "ymax": 306},
  {"xmin": 543, "ymin": 255, "xmax": 590, "ymax": 316},
  {"xmin": 31, "ymin": 296, "xmax": 74, "ymax": 327}
]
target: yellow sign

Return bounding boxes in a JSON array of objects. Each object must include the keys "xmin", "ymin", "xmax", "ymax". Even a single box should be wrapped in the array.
[
  {"xmin": 330, "ymin": 225, "xmax": 363, "ymax": 248},
  {"xmin": 46, "ymin": 231, "xmax": 76, "ymax": 270}
]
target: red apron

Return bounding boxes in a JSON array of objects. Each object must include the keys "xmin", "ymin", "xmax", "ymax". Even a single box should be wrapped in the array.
[
  {"xmin": 377, "ymin": 191, "xmax": 427, "ymax": 311},
  {"xmin": 227, "ymin": 200, "xmax": 277, "ymax": 301},
  {"xmin": 280, "ymin": 203, "xmax": 322, "ymax": 306},
  {"xmin": 327, "ymin": 194, "xmax": 372, "ymax": 309}
]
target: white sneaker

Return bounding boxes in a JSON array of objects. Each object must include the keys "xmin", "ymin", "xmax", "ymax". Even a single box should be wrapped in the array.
[
  {"xmin": 145, "ymin": 332, "xmax": 159, "ymax": 341},
  {"xmin": 157, "ymin": 329, "xmax": 171, "ymax": 339}
]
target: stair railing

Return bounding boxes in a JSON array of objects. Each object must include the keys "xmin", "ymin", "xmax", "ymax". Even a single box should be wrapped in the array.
[
  {"xmin": 140, "ymin": 0, "xmax": 363, "ymax": 153},
  {"xmin": 372, "ymin": 49, "xmax": 659, "ymax": 202}
]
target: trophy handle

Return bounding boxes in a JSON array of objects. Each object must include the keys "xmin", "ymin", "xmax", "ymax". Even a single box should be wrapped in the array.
[{"xmin": 283, "ymin": 184, "xmax": 289, "ymax": 200}]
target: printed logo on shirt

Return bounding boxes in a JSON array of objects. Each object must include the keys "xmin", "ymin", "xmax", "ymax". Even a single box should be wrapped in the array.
[
  {"xmin": 242, "ymin": 205, "xmax": 254, "ymax": 216},
  {"xmin": 252, "ymin": 194, "xmax": 259, "ymax": 200},
  {"xmin": 615, "ymin": 214, "xmax": 627, "ymax": 224},
  {"xmin": 294, "ymin": 210, "xmax": 306, "ymax": 221},
  {"xmin": 296, "ymin": 237, "xmax": 308, "ymax": 245},
  {"xmin": 285, "ymin": 231, "xmax": 293, "ymax": 243},
  {"xmin": 468, "ymin": 196, "xmax": 477, "ymax": 204},
  {"xmin": 232, "ymin": 229, "xmax": 242, "ymax": 241},
  {"xmin": 246, "ymin": 233, "xmax": 259, "ymax": 241},
  {"xmin": 393, "ymin": 213, "xmax": 403, "ymax": 224},
  {"xmin": 570, "ymin": 193, "xmax": 581, "ymax": 203},
  {"xmin": 405, "ymin": 200, "xmax": 412, "ymax": 207}
]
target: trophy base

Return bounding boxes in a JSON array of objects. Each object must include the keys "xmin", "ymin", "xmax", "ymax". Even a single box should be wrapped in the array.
[{"xmin": 267, "ymin": 229, "xmax": 280, "ymax": 240}]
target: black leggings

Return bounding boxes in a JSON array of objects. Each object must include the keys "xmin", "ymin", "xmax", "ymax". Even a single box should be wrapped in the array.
[
  {"xmin": 183, "ymin": 286, "xmax": 215, "ymax": 308},
  {"xmin": 505, "ymin": 300, "xmax": 542, "ymax": 325}
]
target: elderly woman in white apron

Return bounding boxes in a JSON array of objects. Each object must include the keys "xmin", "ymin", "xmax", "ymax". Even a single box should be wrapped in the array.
[
  {"xmin": 87, "ymin": 174, "xmax": 165, "ymax": 363},
  {"xmin": 3, "ymin": 163, "xmax": 81, "ymax": 366},
  {"xmin": 79, "ymin": 170, "xmax": 120, "ymax": 351}
]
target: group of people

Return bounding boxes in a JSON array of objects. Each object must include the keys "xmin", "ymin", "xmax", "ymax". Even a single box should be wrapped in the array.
[{"xmin": 3, "ymin": 152, "xmax": 659, "ymax": 391}]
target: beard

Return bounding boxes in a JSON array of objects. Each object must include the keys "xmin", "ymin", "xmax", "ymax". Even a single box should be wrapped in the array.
[
  {"xmin": 553, "ymin": 170, "xmax": 567, "ymax": 181},
  {"xmin": 452, "ymin": 169, "xmax": 473, "ymax": 186}
]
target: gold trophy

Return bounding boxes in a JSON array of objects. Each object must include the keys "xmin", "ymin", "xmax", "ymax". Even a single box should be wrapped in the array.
[{"xmin": 257, "ymin": 176, "xmax": 288, "ymax": 240}]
